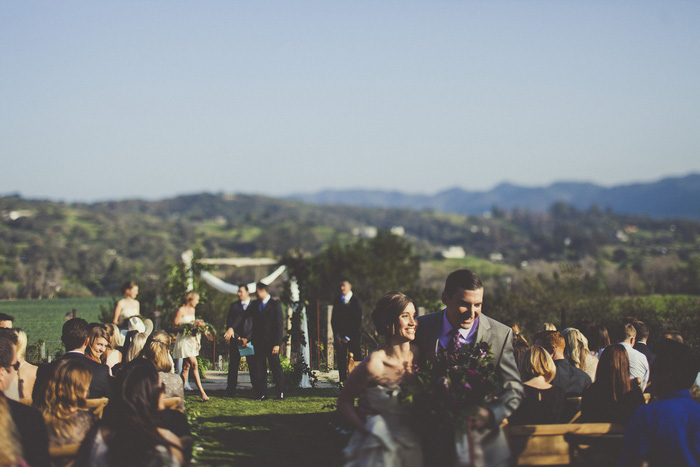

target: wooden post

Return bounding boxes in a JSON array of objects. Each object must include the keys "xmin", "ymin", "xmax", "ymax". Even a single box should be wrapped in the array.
[
  {"xmin": 286, "ymin": 306, "xmax": 293, "ymax": 361},
  {"xmin": 326, "ymin": 305, "xmax": 334, "ymax": 370}
]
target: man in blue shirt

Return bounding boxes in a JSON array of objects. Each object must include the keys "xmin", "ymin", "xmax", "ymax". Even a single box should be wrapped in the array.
[{"xmin": 619, "ymin": 339, "xmax": 700, "ymax": 466}]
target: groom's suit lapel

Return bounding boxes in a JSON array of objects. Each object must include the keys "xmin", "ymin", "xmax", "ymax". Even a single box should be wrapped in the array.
[{"xmin": 476, "ymin": 314, "xmax": 491, "ymax": 344}]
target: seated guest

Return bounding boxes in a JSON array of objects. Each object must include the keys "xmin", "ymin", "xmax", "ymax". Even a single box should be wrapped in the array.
[
  {"xmin": 85, "ymin": 324, "xmax": 110, "ymax": 364},
  {"xmin": 584, "ymin": 323, "xmax": 610, "ymax": 359},
  {"xmin": 34, "ymin": 359, "xmax": 96, "ymax": 451},
  {"xmin": 0, "ymin": 394, "xmax": 26, "ymax": 466},
  {"xmin": 13, "ymin": 328, "xmax": 38, "ymax": 399},
  {"xmin": 562, "ymin": 327, "xmax": 598, "ymax": 382},
  {"xmin": 103, "ymin": 324, "xmax": 123, "ymax": 370},
  {"xmin": 630, "ymin": 320, "xmax": 654, "ymax": 367},
  {"xmin": 619, "ymin": 339, "xmax": 700, "ymax": 466},
  {"xmin": 513, "ymin": 334, "xmax": 530, "ymax": 374},
  {"xmin": 0, "ymin": 328, "xmax": 50, "ymax": 467},
  {"xmin": 535, "ymin": 330, "xmax": 592, "ymax": 396},
  {"xmin": 127, "ymin": 332, "xmax": 148, "ymax": 362},
  {"xmin": 0, "ymin": 312, "xmax": 14, "ymax": 328},
  {"xmin": 508, "ymin": 346, "xmax": 565, "ymax": 425},
  {"xmin": 141, "ymin": 331, "xmax": 184, "ymax": 411},
  {"xmin": 615, "ymin": 323, "xmax": 649, "ymax": 390},
  {"xmin": 75, "ymin": 359, "xmax": 184, "ymax": 466},
  {"xmin": 580, "ymin": 344, "xmax": 645, "ymax": 424},
  {"xmin": 33, "ymin": 318, "xmax": 111, "ymax": 404}
]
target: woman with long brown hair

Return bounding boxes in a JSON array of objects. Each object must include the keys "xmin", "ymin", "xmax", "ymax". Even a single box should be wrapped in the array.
[
  {"xmin": 580, "ymin": 343, "xmax": 645, "ymax": 423},
  {"xmin": 85, "ymin": 325, "xmax": 110, "ymax": 365},
  {"xmin": 34, "ymin": 359, "xmax": 95, "ymax": 449}
]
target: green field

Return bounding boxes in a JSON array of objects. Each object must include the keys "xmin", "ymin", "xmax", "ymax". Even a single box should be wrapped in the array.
[{"xmin": 0, "ymin": 297, "xmax": 114, "ymax": 345}]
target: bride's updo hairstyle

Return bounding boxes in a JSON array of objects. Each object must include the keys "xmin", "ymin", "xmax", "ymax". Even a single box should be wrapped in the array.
[{"xmin": 372, "ymin": 291, "xmax": 415, "ymax": 340}]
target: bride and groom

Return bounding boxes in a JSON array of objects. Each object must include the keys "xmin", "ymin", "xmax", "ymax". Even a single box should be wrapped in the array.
[{"xmin": 338, "ymin": 270, "xmax": 524, "ymax": 467}]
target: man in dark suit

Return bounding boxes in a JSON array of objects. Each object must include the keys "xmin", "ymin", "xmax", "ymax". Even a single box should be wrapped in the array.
[
  {"xmin": 535, "ymin": 330, "xmax": 592, "ymax": 397},
  {"xmin": 249, "ymin": 282, "xmax": 285, "ymax": 401},
  {"xmin": 33, "ymin": 318, "xmax": 112, "ymax": 404},
  {"xmin": 631, "ymin": 320, "xmax": 655, "ymax": 367},
  {"xmin": 223, "ymin": 283, "xmax": 254, "ymax": 396},
  {"xmin": 331, "ymin": 279, "xmax": 363, "ymax": 385},
  {"xmin": 414, "ymin": 269, "xmax": 523, "ymax": 467},
  {"xmin": 0, "ymin": 329, "xmax": 50, "ymax": 467}
]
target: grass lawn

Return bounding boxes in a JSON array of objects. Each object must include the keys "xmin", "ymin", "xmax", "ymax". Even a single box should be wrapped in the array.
[{"xmin": 185, "ymin": 387, "xmax": 349, "ymax": 466}]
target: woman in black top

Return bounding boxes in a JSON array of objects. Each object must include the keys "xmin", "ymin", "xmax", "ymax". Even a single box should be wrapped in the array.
[
  {"xmin": 509, "ymin": 345, "xmax": 565, "ymax": 425},
  {"xmin": 580, "ymin": 344, "xmax": 645, "ymax": 423}
]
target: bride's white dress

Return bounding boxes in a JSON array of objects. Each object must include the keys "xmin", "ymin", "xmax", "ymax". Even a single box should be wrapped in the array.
[
  {"xmin": 343, "ymin": 385, "xmax": 423, "ymax": 467},
  {"xmin": 172, "ymin": 314, "xmax": 200, "ymax": 359}
]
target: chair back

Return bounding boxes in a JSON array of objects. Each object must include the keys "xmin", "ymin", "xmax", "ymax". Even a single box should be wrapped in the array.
[{"xmin": 50, "ymin": 442, "xmax": 81, "ymax": 467}]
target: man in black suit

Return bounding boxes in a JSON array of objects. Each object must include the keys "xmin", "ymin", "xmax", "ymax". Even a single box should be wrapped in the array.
[
  {"xmin": 0, "ymin": 329, "xmax": 50, "ymax": 467},
  {"xmin": 249, "ymin": 282, "xmax": 285, "ymax": 401},
  {"xmin": 33, "ymin": 318, "xmax": 112, "ymax": 404},
  {"xmin": 331, "ymin": 279, "xmax": 363, "ymax": 384},
  {"xmin": 223, "ymin": 284, "xmax": 254, "ymax": 396},
  {"xmin": 632, "ymin": 320, "xmax": 655, "ymax": 367}
]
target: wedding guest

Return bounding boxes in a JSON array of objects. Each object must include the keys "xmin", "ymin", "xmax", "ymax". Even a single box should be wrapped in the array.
[
  {"xmin": 173, "ymin": 291, "xmax": 209, "ymax": 401},
  {"xmin": 513, "ymin": 335, "xmax": 530, "ymax": 374},
  {"xmin": 85, "ymin": 324, "xmax": 110, "ymax": 364},
  {"xmin": 127, "ymin": 332, "xmax": 148, "ymax": 362},
  {"xmin": 615, "ymin": 322, "xmax": 649, "ymax": 390},
  {"xmin": 339, "ymin": 291, "xmax": 422, "ymax": 467},
  {"xmin": 141, "ymin": 331, "xmax": 184, "ymax": 411},
  {"xmin": 0, "ymin": 328, "xmax": 50, "ymax": 467},
  {"xmin": 34, "ymin": 359, "xmax": 96, "ymax": 451},
  {"xmin": 508, "ymin": 346, "xmax": 565, "ymax": 425},
  {"xmin": 75, "ymin": 359, "xmax": 184, "ymax": 466},
  {"xmin": 33, "ymin": 318, "xmax": 111, "ymax": 403},
  {"xmin": 580, "ymin": 344, "xmax": 645, "ymax": 424},
  {"xmin": 331, "ymin": 279, "xmax": 363, "ymax": 385},
  {"xmin": 13, "ymin": 328, "xmax": 38, "ymax": 399},
  {"xmin": 584, "ymin": 323, "xmax": 611, "ymax": 359},
  {"xmin": 540, "ymin": 322, "xmax": 557, "ymax": 331},
  {"xmin": 103, "ymin": 324, "xmax": 123, "ymax": 370},
  {"xmin": 0, "ymin": 394, "xmax": 26, "ymax": 466},
  {"xmin": 535, "ymin": 330, "xmax": 591, "ymax": 396},
  {"xmin": 562, "ymin": 327, "xmax": 598, "ymax": 382},
  {"xmin": 631, "ymin": 321, "xmax": 654, "ymax": 367},
  {"xmin": 619, "ymin": 339, "xmax": 700, "ymax": 466}
]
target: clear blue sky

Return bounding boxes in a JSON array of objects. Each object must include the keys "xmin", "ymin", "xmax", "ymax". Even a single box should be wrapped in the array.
[{"xmin": 2, "ymin": 1, "xmax": 699, "ymax": 202}]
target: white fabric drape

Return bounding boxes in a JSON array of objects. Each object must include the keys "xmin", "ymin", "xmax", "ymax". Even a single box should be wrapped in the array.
[{"xmin": 199, "ymin": 265, "xmax": 287, "ymax": 294}]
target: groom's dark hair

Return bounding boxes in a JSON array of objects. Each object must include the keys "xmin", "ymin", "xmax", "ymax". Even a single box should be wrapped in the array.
[{"xmin": 444, "ymin": 269, "xmax": 483, "ymax": 297}]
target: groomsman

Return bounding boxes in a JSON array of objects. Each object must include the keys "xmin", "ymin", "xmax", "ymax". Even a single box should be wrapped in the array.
[
  {"xmin": 223, "ymin": 284, "xmax": 254, "ymax": 396},
  {"xmin": 331, "ymin": 279, "xmax": 363, "ymax": 385},
  {"xmin": 249, "ymin": 282, "xmax": 285, "ymax": 400}
]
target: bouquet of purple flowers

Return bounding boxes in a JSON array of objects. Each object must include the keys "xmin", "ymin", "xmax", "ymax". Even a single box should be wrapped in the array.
[{"xmin": 401, "ymin": 335, "xmax": 502, "ymax": 433}]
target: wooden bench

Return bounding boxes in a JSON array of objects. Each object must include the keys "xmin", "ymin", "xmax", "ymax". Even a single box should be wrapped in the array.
[
  {"xmin": 49, "ymin": 443, "xmax": 81, "ymax": 467},
  {"xmin": 504, "ymin": 423, "xmax": 625, "ymax": 466}
]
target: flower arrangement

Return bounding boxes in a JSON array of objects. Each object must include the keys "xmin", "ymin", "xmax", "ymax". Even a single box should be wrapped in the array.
[
  {"xmin": 182, "ymin": 319, "xmax": 215, "ymax": 339},
  {"xmin": 401, "ymin": 335, "xmax": 501, "ymax": 433}
]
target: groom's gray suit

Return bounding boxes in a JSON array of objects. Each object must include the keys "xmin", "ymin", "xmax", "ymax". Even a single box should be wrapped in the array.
[{"xmin": 415, "ymin": 310, "xmax": 524, "ymax": 466}]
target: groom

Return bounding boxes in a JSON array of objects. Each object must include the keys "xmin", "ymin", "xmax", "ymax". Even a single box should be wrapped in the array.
[{"xmin": 415, "ymin": 269, "xmax": 523, "ymax": 466}]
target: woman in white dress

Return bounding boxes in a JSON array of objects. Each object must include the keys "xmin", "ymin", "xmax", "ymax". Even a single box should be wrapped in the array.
[
  {"xmin": 113, "ymin": 281, "xmax": 153, "ymax": 335},
  {"xmin": 338, "ymin": 291, "xmax": 423, "ymax": 467},
  {"xmin": 172, "ymin": 291, "xmax": 209, "ymax": 401}
]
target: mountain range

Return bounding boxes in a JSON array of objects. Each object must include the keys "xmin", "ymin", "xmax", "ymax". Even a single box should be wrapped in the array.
[{"xmin": 289, "ymin": 173, "xmax": 700, "ymax": 220}]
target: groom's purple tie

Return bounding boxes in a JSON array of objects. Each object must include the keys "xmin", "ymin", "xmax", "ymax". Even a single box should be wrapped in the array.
[{"xmin": 445, "ymin": 328, "xmax": 460, "ymax": 354}]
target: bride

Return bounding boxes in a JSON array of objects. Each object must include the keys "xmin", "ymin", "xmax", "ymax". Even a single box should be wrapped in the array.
[{"xmin": 338, "ymin": 291, "xmax": 423, "ymax": 467}]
